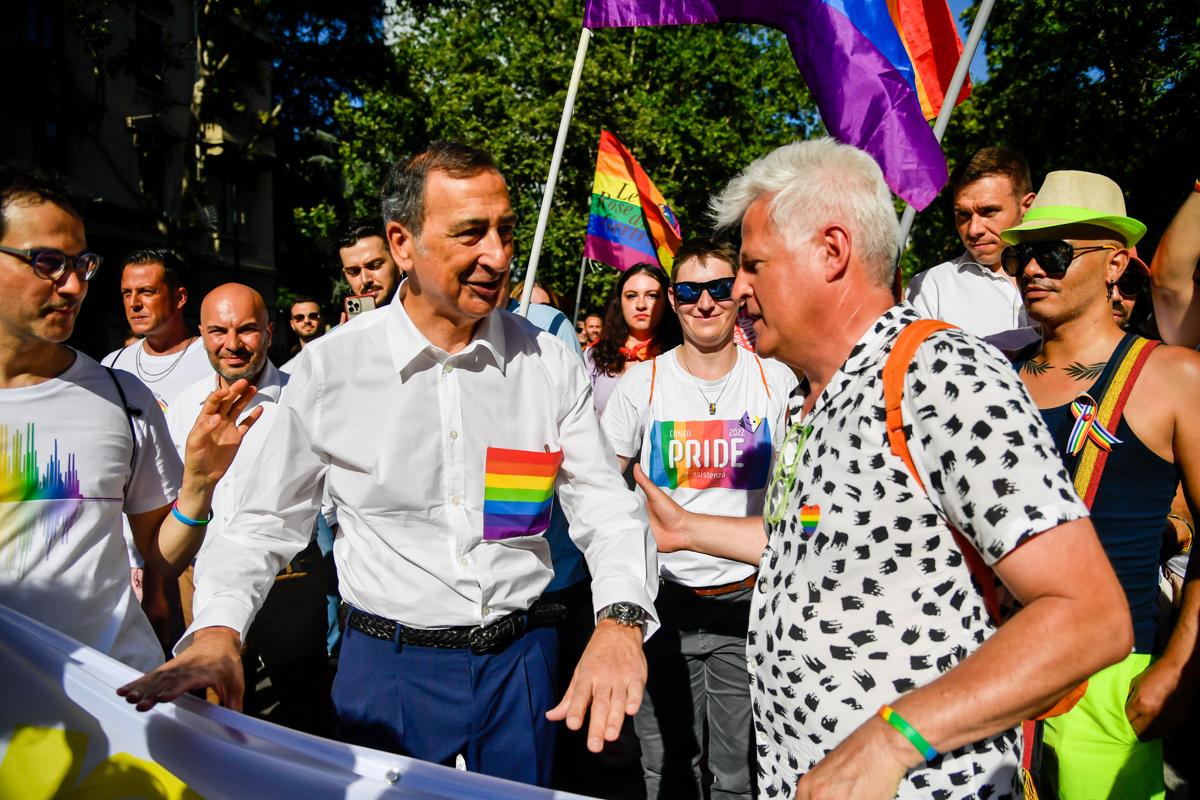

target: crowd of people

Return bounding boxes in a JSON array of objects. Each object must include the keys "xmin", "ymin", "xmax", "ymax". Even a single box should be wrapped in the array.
[{"xmin": 0, "ymin": 135, "xmax": 1197, "ymax": 800}]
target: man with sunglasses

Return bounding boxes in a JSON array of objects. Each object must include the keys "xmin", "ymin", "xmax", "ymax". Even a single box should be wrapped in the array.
[
  {"xmin": 0, "ymin": 163, "xmax": 261, "ymax": 674},
  {"xmin": 602, "ymin": 238, "xmax": 796, "ymax": 799},
  {"xmin": 634, "ymin": 141, "xmax": 1131, "ymax": 800},
  {"xmin": 286, "ymin": 297, "xmax": 324, "ymax": 357},
  {"xmin": 1111, "ymin": 250, "xmax": 1150, "ymax": 331},
  {"xmin": 1003, "ymin": 170, "xmax": 1200, "ymax": 800},
  {"xmin": 906, "ymin": 146, "xmax": 1040, "ymax": 352}
]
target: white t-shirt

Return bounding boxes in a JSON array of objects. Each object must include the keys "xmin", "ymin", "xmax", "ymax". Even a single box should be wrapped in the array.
[
  {"xmin": 0, "ymin": 350, "xmax": 182, "ymax": 671},
  {"xmin": 603, "ymin": 347, "xmax": 797, "ymax": 587},
  {"xmin": 103, "ymin": 338, "xmax": 213, "ymax": 412},
  {"xmin": 906, "ymin": 252, "xmax": 1040, "ymax": 352}
]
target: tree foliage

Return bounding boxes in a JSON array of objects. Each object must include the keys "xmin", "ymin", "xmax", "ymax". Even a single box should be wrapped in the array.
[
  {"xmin": 905, "ymin": 0, "xmax": 1200, "ymax": 275},
  {"xmin": 319, "ymin": 0, "xmax": 820, "ymax": 315}
]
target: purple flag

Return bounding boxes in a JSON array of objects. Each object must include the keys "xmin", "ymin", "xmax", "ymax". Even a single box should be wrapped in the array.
[{"xmin": 582, "ymin": 0, "xmax": 953, "ymax": 209}]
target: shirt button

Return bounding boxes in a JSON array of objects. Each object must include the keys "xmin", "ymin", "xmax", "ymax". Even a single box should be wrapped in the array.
[
  {"xmin": 451, "ymin": 495, "xmax": 461, "ymax": 505},
  {"xmin": 482, "ymin": 605, "xmax": 490, "ymax": 616},
  {"xmin": 449, "ymin": 430, "xmax": 459, "ymax": 440},
  {"xmin": 442, "ymin": 363, "xmax": 453, "ymax": 375},
  {"xmin": 459, "ymin": 556, "xmax": 469, "ymax": 566}
]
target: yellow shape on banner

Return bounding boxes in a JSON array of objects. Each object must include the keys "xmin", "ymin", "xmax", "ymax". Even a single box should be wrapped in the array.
[{"xmin": 0, "ymin": 725, "xmax": 201, "ymax": 799}]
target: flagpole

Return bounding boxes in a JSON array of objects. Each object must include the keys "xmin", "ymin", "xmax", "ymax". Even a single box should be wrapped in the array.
[
  {"xmin": 571, "ymin": 256, "xmax": 588, "ymax": 325},
  {"xmin": 519, "ymin": 28, "xmax": 593, "ymax": 318},
  {"xmin": 896, "ymin": 0, "xmax": 996, "ymax": 252}
]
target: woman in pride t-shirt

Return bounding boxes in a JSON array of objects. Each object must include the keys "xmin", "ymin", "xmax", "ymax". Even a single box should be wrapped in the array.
[{"xmin": 602, "ymin": 239, "xmax": 796, "ymax": 800}]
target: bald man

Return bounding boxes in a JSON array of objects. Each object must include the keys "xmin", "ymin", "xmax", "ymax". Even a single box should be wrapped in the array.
[{"xmin": 165, "ymin": 283, "xmax": 334, "ymax": 735}]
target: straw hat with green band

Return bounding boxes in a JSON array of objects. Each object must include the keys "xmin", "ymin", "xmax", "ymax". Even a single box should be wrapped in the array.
[{"xmin": 1001, "ymin": 170, "xmax": 1146, "ymax": 247}]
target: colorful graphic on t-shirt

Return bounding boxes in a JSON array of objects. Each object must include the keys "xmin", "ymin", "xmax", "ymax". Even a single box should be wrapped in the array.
[
  {"xmin": 649, "ymin": 418, "xmax": 772, "ymax": 491},
  {"xmin": 0, "ymin": 424, "xmax": 90, "ymax": 574},
  {"xmin": 483, "ymin": 447, "xmax": 563, "ymax": 540}
]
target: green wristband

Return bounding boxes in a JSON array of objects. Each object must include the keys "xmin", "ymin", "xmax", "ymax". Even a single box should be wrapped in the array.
[{"xmin": 879, "ymin": 705, "xmax": 937, "ymax": 761}]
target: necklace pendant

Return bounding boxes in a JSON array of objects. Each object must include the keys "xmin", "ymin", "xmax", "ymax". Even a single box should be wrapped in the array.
[{"xmin": 708, "ymin": 402, "xmax": 716, "ymax": 416}]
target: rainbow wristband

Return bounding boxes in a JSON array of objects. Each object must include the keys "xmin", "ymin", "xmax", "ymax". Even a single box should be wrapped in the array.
[
  {"xmin": 171, "ymin": 501, "xmax": 213, "ymax": 528},
  {"xmin": 879, "ymin": 705, "xmax": 937, "ymax": 761}
]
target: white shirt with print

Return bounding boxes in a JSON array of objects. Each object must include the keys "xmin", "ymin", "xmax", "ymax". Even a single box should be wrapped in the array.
[
  {"xmin": 604, "ymin": 347, "xmax": 796, "ymax": 587},
  {"xmin": 0, "ymin": 351, "xmax": 182, "ymax": 672}
]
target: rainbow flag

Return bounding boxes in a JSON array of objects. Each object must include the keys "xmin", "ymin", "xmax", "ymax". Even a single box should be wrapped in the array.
[
  {"xmin": 482, "ymin": 447, "xmax": 563, "ymax": 541},
  {"xmin": 582, "ymin": 0, "xmax": 970, "ymax": 210},
  {"xmin": 583, "ymin": 130, "xmax": 683, "ymax": 273}
]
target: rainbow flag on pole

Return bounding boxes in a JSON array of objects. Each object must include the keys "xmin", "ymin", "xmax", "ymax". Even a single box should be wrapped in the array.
[
  {"xmin": 583, "ymin": 130, "xmax": 683, "ymax": 273},
  {"xmin": 582, "ymin": 0, "xmax": 969, "ymax": 210}
]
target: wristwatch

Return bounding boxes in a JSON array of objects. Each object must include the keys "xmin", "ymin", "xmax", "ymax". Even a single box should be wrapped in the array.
[{"xmin": 598, "ymin": 602, "xmax": 647, "ymax": 630}]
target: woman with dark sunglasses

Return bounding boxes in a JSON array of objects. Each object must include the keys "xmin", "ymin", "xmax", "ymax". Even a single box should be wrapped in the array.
[{"xmin": 584, "ymin": 262, "xmax": 681, "ymax": 417}]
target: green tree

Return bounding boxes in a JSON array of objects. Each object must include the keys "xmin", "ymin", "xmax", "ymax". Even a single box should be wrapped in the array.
[
  {"xmin": 323, "ymin": 0, "xmax": 821, "ymax": 315},
  {"xmin": 905, "ymin": 0, "xmax": 1200, "ymax": 277}
]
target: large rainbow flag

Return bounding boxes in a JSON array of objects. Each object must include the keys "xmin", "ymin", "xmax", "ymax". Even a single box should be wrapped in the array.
[
  {"xmin": 582, "ymin": 0, "xmax": 970, "ymax": 210},
  {"xmin": 583, "ymin": 130, "xmax": 683, "ymax": 273}
]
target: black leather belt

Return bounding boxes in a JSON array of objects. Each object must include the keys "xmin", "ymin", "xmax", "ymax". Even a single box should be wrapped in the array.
[{"xmin": 345, "ymin": 599, "xmax": 568, "ymax": 655}]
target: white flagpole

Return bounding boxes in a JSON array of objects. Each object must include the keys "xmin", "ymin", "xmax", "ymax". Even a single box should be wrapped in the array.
[
  {"xmin": 571, "ymin": 256, "xmax": 588, "ymax": 325},
  {"xmin": 519, "ymin": 28, "xmax": 593, "ymax": 318},
  {"xmin": 896, "ymin": 0, "xmax": 996, "ymax": 252}
]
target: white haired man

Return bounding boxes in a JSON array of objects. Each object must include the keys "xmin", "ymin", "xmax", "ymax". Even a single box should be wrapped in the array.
[{"xmin": 634, "ymin": 138, "xmax": 1131, "ymax": 799}]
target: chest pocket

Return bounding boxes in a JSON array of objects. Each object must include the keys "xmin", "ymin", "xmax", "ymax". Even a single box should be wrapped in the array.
[{"xmin": 482, "ymin": 446, "xmax": 563, "ymax": 540}]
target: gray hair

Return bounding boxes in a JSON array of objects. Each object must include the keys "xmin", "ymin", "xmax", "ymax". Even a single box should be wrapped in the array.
[
  {"xmin": 380, "ymin": 141, "xmax": 500, "ymax": 239},
  {"xmin": 710, "ymin": 138, "xmax": 900, "ymax": 286}
]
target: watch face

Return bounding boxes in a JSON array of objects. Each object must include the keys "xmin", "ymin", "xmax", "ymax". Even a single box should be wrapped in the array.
[{"xmin": 607, "ymin": 602, "xmax": 645, "ymax": 625}]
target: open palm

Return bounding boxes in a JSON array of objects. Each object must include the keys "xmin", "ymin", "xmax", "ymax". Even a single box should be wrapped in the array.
[{"xmin": 183, "ymin": 379, "xmax": 263, "ymax": 485}]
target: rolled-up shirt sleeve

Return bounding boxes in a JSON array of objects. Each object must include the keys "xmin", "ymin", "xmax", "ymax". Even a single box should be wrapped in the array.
[
  {"xmin": 552, "ymin": 349, "xmax": 659, "ymax": 637},
  {"xmin": 179, "ymin": 354, "xmax": 329, "ymax": 653}
]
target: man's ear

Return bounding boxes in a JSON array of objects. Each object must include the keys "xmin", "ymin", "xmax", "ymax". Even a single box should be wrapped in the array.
[
  {"xmin": 175, "ymin": 285, "xmax": 189, "ymax": 311},
  {"xmin": 821, "ymin": 223, "xmax": 852, "ymax": 283},
  {"xmin": 1018, "ymin": 192, "xmax": 1037, "ymax": 218},
  {"xmin": 387, "ymin": 220, "xmax": 414, "ymax": 273},
  {"xmin": 1107, "ymin": 247, "xmax": 1129, "ymax": 285},
  {"xmin": 266, "ymin": 321, "xmax": 274, "ymax": 349}
]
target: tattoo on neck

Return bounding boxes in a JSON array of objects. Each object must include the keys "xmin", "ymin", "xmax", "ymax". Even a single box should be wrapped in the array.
[
  {"xmin": 1064, "ymin": 361, "xmax": 1106, "ymax": 381},
  {"xmin": 1021, "ymin": 359, "xmax": 1051, "ymax": 376}
]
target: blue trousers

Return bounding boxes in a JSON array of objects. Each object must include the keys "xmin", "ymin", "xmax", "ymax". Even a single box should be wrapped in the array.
[{"xmin": 332, "ymin": 619, "xmax": 559, "ymax": 786}]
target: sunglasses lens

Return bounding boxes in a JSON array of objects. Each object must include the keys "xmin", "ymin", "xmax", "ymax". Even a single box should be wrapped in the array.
[
  {"xmin": 708, "ymin": 278, "xmax": 734, "ymax": 301},
  {"xmin": 674, "ymin": 283, "xmax": 701, "ymax": 303},
  {"xmin": 1118, "ymin": 270, "xmax": 1146, "ymax": 296}
]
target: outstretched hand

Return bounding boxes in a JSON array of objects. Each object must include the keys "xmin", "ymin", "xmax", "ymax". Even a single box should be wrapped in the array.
[
  {"xmin": 117, "ymin": 627, "xmax": 244, "ymax": 712},
  {"xmin": 184, "ymin": 379, "xmax": 263, "ymax": 487},
  {"xmin": 632, "ymin": 464, "xmax": 689, "ymax": 553},
  {"xmin": 547, "ymin": 620, "xmax": 647, "ymax": 752}
]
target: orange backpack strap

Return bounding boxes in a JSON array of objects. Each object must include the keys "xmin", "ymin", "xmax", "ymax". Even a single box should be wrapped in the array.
[{"xmin": 752, "ymin": 354, "xmax": 771, "ymax": 398}]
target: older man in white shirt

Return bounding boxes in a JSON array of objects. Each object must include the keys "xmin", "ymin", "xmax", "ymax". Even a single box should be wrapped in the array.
[
  {"xmin": 165, "ymin": 283, "xmax": 333, "ymax": 736},
  {"xmin": 120, "ymin": 142, "xmax": 658, "ymax": 787}
]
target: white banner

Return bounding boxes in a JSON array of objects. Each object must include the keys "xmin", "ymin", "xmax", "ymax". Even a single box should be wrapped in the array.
[{"xmin": 0, "ymin": 605, "xmax": 590, "ymax": 799}]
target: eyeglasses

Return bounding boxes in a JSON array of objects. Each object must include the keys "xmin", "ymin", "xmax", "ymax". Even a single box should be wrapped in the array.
[
  {"xmin": 672, "ymin": 277, "xmax": 735, "ymax": 304},
  {"xmin": 764, "ymin": 422, "xmax": 813, "ymax": 527},
  {"xmin": 1115, "ymin": 266, "xmax": 1148, "ymax": 298},
  {"xmin": 291, "ymin": 312, "xmax": 321, "ymax": 322},
  {"xmin": 0, "ymin": 245, "xmax": 103, "ymax": 282},
  {"xmin": 1000, "ymin": 241, "xmax": 1118, "ymax": 278}
]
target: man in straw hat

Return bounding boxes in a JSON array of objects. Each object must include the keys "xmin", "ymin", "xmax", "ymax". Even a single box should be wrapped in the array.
[{"xmin": 1003, "ymin": 170, "xmax": 1200, "ymax": 800}]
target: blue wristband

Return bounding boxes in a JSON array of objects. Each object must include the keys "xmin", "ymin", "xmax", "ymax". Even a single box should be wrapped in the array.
[{"xmin": 171, "ymin": 501, "xmax": 213, "ymax": 527}]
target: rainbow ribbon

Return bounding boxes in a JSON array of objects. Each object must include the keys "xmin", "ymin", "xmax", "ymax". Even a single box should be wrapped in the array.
[{"xmin": 1067, "ymin": 393, "xmax": 1122, "ymax": 456}]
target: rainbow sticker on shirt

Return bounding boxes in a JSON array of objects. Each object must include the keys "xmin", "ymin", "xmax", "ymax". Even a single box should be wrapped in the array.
[
  {"xmin": 483, "ymin": 447, "xmax": 563, "ymax": 540},
  {"xmin": 0, "ymin": 424, "xmax": 89, "ymax": 575},
  {"xmin": 648, "ymin": 418, "xmax": 773, "ymax": 491}
]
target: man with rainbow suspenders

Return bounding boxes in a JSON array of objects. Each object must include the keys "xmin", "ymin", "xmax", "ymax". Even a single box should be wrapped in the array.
[
  {"xmin": 603, "ymin": 238, "xmax": 796, "ymax": 798},
  {"xmin": 1003, "ymin": 171, "xmax": 1200, "ymax": 799}
]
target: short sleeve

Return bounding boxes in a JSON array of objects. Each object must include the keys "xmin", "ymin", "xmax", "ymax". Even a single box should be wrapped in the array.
[
  {"xmin": 902, "ymin": 330, "xmax": 1088, "ymax": 564},
  {"xmin": 120, "ymin": 376, "xmax": 183, "ymax": 516},
  {"xmin": 600, "ymin": 365, "xmax": 651, "ymax": 459}
]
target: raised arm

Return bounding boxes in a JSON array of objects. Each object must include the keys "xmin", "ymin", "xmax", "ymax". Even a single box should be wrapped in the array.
[{"xmin": 1150, "ymin": 189, "xmax": 1200, "ymax": 347}]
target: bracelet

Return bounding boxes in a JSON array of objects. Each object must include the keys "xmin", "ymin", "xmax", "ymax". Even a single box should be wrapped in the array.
[
  {"xmin": 1169, "ymin": 513, "xmax": 1194, "ymax": 553},
  {"xmin": 879, "ymin": 705, "xmax": 937, "ymax": 761},
  {"xmin": 171, "ymin": 501, "xmax": 214, "ymax": 528},
  {"xmin": 1194, "ymin": 179, "xmax": 1200, "ymax": 193}
]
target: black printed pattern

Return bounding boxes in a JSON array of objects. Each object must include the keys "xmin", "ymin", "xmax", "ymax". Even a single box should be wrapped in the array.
[{"xmin": 750, "ymin": 305, "xmax": 1088, "ymax": 799}]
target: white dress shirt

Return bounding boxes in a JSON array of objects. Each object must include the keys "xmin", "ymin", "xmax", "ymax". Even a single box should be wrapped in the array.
[
  {"xmin": 906, "ymin": 251, "xmax": 1040, "ymax": 351},
  {"xmin": 163, "ymin": 361, "xmax": 288, "ymax": 550},
  {"xmin": 184, "ymin": 293, "xmax": 658, "ymax": 649}
]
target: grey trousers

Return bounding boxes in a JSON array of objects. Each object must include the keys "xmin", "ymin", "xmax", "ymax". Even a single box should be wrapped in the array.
[{"xmin": 635, "ymin": 581, "xmax": 755, "ymax": 800}]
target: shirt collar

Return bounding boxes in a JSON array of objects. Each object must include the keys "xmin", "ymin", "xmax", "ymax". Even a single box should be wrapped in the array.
[
  {"xmin": 253, "ymin": 361, "xmax": 286, "ymax": 402},
  {"xmin": 385, "ymin": 284, "xmax": 507, "ymax": 375},
  {"xmin": 954, "ymin": 251, "xmax": 1008, "ymax": 281},
  {"xmin": 839, "ymin": 303, "xmax": 922, "ymax": 376}
]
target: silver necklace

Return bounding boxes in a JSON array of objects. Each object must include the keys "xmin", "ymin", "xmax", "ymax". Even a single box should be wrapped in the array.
[
  {"xmin": 134, "ymin": 337, "xmax": 195, "ymax": 383},
  {"xmin": 678, "ymin": 350, "xmax": 734, "ymax": 416}
]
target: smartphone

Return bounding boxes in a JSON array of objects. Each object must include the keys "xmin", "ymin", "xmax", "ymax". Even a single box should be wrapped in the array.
[{"xmin": 343, "ymin": 294, "xmax": 377, "ymax": 319}]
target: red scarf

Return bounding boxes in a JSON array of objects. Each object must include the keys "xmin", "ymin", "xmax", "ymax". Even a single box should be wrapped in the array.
[{"xmin": 619, "ymin": 339, "xmax": 660, "ymax": 362}]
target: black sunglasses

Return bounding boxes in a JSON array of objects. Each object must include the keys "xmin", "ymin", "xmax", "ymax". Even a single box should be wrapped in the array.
[
  {"xmin": 1000, "ymin": 241, "xmax": 1117, "ymax": 278},
  {"xmin": 1116, "ymin": 266, "xmax": 1148, "ymax": 298},
  {"xmin": 673, "ymin": 277, "xmax": 735, "ymax": 304},
  {"xmin": 291, "ymin": 312, "xmax": 321, "ymax": 322},
  {"xmin": 0, "ymin": 245, "xmax": 103, "ymax": 282}
]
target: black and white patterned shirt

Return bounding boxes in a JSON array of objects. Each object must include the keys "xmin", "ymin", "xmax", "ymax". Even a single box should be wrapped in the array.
[{"xmin": 751, "ymin": 304, "xmax": 1088, "ymax": 799}]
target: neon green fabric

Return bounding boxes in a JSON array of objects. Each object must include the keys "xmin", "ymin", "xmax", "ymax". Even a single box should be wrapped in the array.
[{"xmin": 1041, "ymin": 653, "xmax": 1164, "ymax": 800}]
